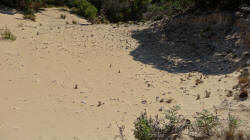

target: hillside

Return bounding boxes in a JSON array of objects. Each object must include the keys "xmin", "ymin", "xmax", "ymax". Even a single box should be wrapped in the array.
[{"xmin": 0, "ymin": 7, "xmax": 249, "ymax": 140}]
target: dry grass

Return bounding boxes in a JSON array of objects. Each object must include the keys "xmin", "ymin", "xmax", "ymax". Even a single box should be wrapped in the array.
[
  {"xmin": 60, "ymin": 14, "xmax": 66, "ymax": 19},
  {"xmin": 234, "ymin": 69, "xmax": 249, "ymax": 100},
  {"xmin": 1, "ymin": 27, "xmax": 16, "ymax": 41},
  {"xmin": 23, "ymin": 13, "xmax": 36, "ymax": 21},
  {"xmin": 72, "ymin": 20, "xmax": 77, "ymax": 24}
]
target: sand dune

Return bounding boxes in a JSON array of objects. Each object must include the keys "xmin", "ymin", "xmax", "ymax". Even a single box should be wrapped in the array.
[{"xmin": 0, "ymin": 8, "xmax": 249, "ymax": 140}]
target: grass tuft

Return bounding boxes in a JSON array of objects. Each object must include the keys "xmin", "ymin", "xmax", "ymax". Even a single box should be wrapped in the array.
[
  {"xmin": 1, "ymin": 27, "xmax": 16, "ymax": 41},
  {"xmin": 60, "ymin": 14, "xmax": 66, "ymax": 19},
  {"xmin": 23, "ymin": 13, "xmax": 36, "ymax": 21}
]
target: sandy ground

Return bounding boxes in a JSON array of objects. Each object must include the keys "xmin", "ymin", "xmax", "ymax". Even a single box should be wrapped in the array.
[{"xmin": 0, "ymin": 8, "xmax": 249, "ymax": 140}]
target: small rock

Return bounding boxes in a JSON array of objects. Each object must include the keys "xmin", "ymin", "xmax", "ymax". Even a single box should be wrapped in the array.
[
  {"xmin": 196, "ymin": 94, "xmax": 200, "ymax": 100},
  {"xmin": 166, "ymin": 98, "xmax": 173, "ymax": 103},
  {"xmin": 72, "ymin": 136, "xmax": 79, "ymax": 140},
  {"xmin": 159, "ymin": 98, "xmax": 164, "ymax": 103},
  {"xmin": 147, "ymin": 83, "xmax": 151, "ymax": 87},
  {"xmin": 74, "ymin": 84, "xmax": 78, "ymax": 89},
  {"xmin": 155, "ymin": 96, "xmax": 159, "ymax": 101},
  {"xmin": 236, "ymin": 90, "xmax": 249, "ymax": 101},
  {"xmin": 81, "ymin": 101, "xmax": 86, "ymax": 104},
  {"xmin": 195, "ymin": 79, "xmax": 203, "ymax": 85},
  {"xmin": 141, "ymin": 100, "xmax": 147, "ymax": 104},
  {"xmin": 158, "ymin": 107, "xmax": 163, "ymax": 112},
  {"xmin": 205, "ymin": 90, "xmax": 211, "ymax": 98},
  {"xmin": 97, "ymin": 101, "xmax": 104, "ymax": 107},
  {"xmin": 226, "ymin": 90, "xmax": 233, "ymax": 97}
]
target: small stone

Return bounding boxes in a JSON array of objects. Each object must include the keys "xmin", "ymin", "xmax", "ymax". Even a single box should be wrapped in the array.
[
  {"xmin": 156, "ymin": 96, "xmax": 159, "ymax": 101},
  {"xmin": 159, "ymin": 98, "xmax": 164, "ymax": 103},
  {"xmin": 141, "ymin": 100, "xmax": 147, "ymax": 104},
  {"xmin": 147, "ymin": 83, "xmax": 151, "ymax": 87},
  {"xmin": 97, "ymin": 101, "xmax": 104, "ymax": 107},
  {"xmin": 195, "ymin": 79, "xmax": 203, "ymax": 85},
  {"xmin": 158, "ymin": 107, "xmax": 163, "ymax": 112},
  {"xmin": 74, "ymin": 84, "xmax": 78, "ymax": 89},
  {"xmin": 81, "ymin": 101, "xmax": 86, "ymax": 104},
  {"xmin": 205, "ymin": 90, "xmax": 211, "ymax": 98},
  {"xmin": 237, "ymin": 90, "xmax": 249, "ymax": 101},
  {"xmin": 226, "ymin": 90, "xmax": 233, "ymax": 97},
  {"xmin": 196, "ymin": 94, "xmax": 201, "ymax": 100},
  {"xmin": 72, "ymin": 136, "xmax": 79, "ymax": 140},
  {"xmin": 166, "ymin": 98, "xmax": 173, "ymax": 103}
]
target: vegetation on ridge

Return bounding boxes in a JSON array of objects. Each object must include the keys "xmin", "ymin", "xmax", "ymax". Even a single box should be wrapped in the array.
[{"xmin": 0, "ymin": 0, "xmax": 249, "ymax": 23}]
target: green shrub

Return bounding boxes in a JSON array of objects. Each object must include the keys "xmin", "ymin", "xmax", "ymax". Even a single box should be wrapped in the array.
[
  {"xmin": 89, "ymin": 0, "xmax": 151, "ymax": 22},
  {"xmin": 191, "ymin": 110, "xmax": 219, "ymax": 137},
  {"xmin": 165, "ymin": 105, "xmax": 183, "ymax": 124},
  {"xmin": 134, "ymin": 112, "xmax": 154, "ymax": 140},
  {"xmin": 134, "ymin": 107, "xmax": 250, "ymax": 140},
  {"xmin": 228, "ymin": 114, "xmax": 241, "ymax": 131},
  {"xmin": 1, "ymin": 0, "xmax": 248, "ymax": 23},
  {"xmin": 134, "ymin": 106, "xmax": 190, "ymax": 140},
  {"xmin": 83, "ymin": 4, "xmax": 98, "ymax": 21},
  {"xmin": 70, "ymin": 0, "xmax": 97, "ymax": 21}
]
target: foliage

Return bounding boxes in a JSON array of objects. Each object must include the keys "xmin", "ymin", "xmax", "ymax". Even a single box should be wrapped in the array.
[
  {"xmin": 134, "ymin": 106, "xmax": 190, "ymax": 140},
  {"xmin": 70, "ymin": 0, "xmax": 97, "ymax": 21},
  {"xmin": 228, "ymin": 114, "xmax": 241, "ymax": 131},
  {"xmin": 0, "ymin": 0, "xmax": 249, "ymax": 22},
  {"xmin": 165, "ymin": 105, "xmax": 183, "ymax": 124},
  {"xmin": 134, "ymin": 107, "xmax": 250, "ymax": 140},
  {"xmin": 192, "ymin": 109, "xmax": 220, "ymax": 137},
  {"xmin": 89, "ymin": 0, "xmax": 151, "ymax": 22},
  {"xmin": 134, "ymin": 112, "xmax": 154, "ymax": 140}
]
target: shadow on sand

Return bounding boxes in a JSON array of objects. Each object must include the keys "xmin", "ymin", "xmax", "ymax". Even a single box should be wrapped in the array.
[
  {"xmin": 130, "ymin": 21, "xmax": 249, "ymax": 75},
  {"xmin": 0, "ymin": 5, "xmax": 20, "ymax": 15}
]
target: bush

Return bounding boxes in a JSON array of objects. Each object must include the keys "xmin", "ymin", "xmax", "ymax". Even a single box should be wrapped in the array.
[
  {"xmin": 83, "ymin": 4, "xmax": 97, "ymax": 21},
  {"xmin": 134, "ymin": 106, "xmax": 190, "ymax": 140},
  {"xmin": 1, "ymin": 0, "xmax": 248, "ymax": 23},
  {"xmin": 162, "ymin": 0, "xmax": 246, "ymax": 11},
  {"xmin": 134, "ymin": 107, "xmax": 250, "ymax": 140},
  {"xmin": 134, "ymin": 112, "xmax": 154, "ymax": 140},
  {"xmin": 89, "ymin": 0, "xmax": 151, "ymax": 22},
  {"xmin": 191, "ymin": 110, "xmax": 219, "ymax": 137},
  {"xmin": 70, "ymin": 0, "xmax": 97, "ymax": 21}
]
